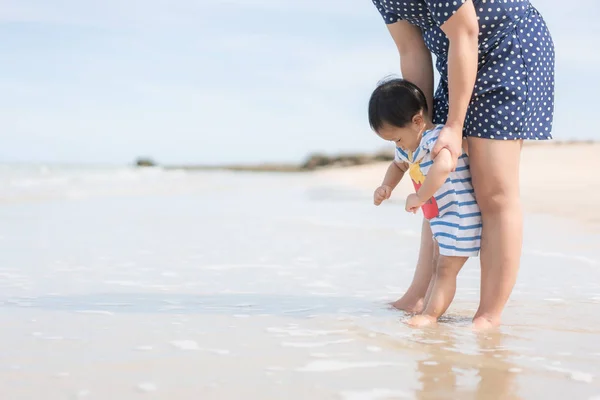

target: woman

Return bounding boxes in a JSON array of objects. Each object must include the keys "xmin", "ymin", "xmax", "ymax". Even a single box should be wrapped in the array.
[{"xmin": 371, "ymin": 0, "xmax": 555, "ymax": 328}]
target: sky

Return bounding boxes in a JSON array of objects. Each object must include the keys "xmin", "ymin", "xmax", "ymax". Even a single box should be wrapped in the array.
[{"xmin": 0, "ymin": 0, "xmax": 598, "ymax": 165}]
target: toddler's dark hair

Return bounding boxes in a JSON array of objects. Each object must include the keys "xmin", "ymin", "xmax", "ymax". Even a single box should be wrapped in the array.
[{"xmin": 368, "ymin": 77, "xmax": 428, "ymax": 132}]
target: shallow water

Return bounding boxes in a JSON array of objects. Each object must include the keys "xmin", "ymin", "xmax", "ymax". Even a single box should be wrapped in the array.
[{"xmin": 0, "ymin": 165, "xmax": 599, "ymax": 399}]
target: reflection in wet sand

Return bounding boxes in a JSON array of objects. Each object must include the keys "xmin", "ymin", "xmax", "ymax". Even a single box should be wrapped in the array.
[
  {"xmin": 474, "ymin": 332, "xmax": 520, "ymax": 400},
  {"xmin": 413, "ymin": 327, "xmax": 520, "ymax": 399}
]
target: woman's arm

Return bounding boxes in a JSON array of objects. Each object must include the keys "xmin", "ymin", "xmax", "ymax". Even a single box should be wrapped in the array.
[
  {"xmin": 386, "ymin": 21, "xmax": 435, "ymax": 118},
  {"xmin": 431, "ymin": 0, "xmax": 479, "ymax": 165}
]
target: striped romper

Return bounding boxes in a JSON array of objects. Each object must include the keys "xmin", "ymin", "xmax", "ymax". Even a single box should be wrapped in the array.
[{"xmin": 395, "ymin": 125, "xmax": 482, "ymax": 257}]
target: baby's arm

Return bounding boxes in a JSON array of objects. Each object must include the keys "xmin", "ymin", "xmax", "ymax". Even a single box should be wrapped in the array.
[
  {"xmin": 416, "ymin": 148, "xmax": 453, "ymax": 202},
  {"xmin": 382, "ymin": 160, "xmax": 408, "ymax": 189},
  {"xmin": 374, "ymin": 161, "xmax": 408, "ymax": 206},
  {"xmin": 405, "ymin": 149, "xmax": 453, "ymax": 212},
  {"xmin": 417, "ymin": 148, "xmax": 452, "ymax": 203}
]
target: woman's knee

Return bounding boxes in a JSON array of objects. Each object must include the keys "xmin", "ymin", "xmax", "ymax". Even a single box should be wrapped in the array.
[{"xmin": 476, "ymin": 186, "xmax": 520, "ymax": 215}]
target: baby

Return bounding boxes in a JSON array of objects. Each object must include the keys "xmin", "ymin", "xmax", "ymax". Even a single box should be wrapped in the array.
[{"xmin": 368, "ymin": 78, "xmax": 482, "ymax": 327}]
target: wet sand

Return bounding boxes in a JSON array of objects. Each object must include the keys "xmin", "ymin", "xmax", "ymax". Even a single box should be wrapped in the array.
[{"xmin": 0, "ymin": 164, "xmax": 599, "ymax": 399}]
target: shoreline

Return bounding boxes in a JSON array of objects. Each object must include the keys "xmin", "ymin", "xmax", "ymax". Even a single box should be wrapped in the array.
[{"xmin": 131, "ymin": 141, "xmax": 600, "ymax": 227}]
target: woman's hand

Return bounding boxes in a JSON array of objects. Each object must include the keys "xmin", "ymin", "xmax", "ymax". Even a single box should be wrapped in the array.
[{"xmin": 431, "ymin": 124, "xmax": 463, "ymax": 171}]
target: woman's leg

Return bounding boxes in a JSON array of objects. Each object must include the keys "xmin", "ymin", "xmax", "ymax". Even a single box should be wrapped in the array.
[
  {"xmin": 467, "ymin": 138, "xmax": 523, "ymax": 329},
  {"xmin": 391, "ymin": 218, "xmax": 435, "ymax": 313}
]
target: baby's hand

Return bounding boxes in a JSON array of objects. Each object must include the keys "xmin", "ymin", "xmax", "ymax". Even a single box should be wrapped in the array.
[
  {"xmin": 374, "ymin": 185, "xmax": 392, "ymax": 206},
  {"xmin": 405, "ymin": 193, "xmax": 424, "ymax": 214}
]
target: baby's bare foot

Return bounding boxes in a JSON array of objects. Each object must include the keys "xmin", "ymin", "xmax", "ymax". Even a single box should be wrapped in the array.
[
  {"xmin": 406, "ymin": 314, "xmax": 437, "ymax": 328},
  {"xmin": 390, "ymin": 297, "xmax": 425, "ymax": 314},
  {"xmin": 472, "ymin": 316, "xmax": 500, "ymax": 331}
]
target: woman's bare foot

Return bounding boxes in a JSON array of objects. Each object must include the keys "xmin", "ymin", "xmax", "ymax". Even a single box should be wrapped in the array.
[
  {"xmin": 472, "ymin": 315, "xmax": 500, "ymax": 331},
  {"xmin": 406, "ymin": 314, "xmax": 437, "ymax": 327},
  {"xmin": 390, "ymin": 296, "xmax": 425, "ymax": 314}
]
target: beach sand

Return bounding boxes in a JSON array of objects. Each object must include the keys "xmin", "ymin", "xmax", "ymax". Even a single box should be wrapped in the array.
[
  {"xmin": 0, "ymin": 149, "xmax": 599, "ymax": 400},
  {"xmin": 316, "ymin": 143, "xmax": 600, "ymax": 228}
]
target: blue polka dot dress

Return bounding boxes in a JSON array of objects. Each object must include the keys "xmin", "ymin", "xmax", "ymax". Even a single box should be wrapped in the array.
[{"xmin": 371, "ymin": 0, "xmax": 555, "ymax": 140}]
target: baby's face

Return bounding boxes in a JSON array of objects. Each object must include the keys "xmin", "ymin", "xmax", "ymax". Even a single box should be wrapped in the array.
[{"xmin": 377, "ymin": 123, "xmax": 421, "ymax": 153}]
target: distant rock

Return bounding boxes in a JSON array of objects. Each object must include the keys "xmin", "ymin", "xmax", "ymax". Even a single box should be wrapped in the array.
[
  {"xmin": 160, "ymin": 149, "xmax": 395, "ymax": 172},
  {"xmin": 301, "ymin": 153, "xmax": 332, "ymax": 170},
  {"xmin": 373, "ymin": 150, "xmax": 395, "ymax": 162},
  {"xmin": 135, "ymin": 158, "xmax": 157, "ymax": 167},
  {"xmin": 301, "ymin": 149, "xmax": 393, "ymax": 170}
]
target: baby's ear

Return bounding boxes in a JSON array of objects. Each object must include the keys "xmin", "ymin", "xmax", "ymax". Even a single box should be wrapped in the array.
[{"xmin": 412, "ymin": 112, "xmax": 424, "ymax": 127}]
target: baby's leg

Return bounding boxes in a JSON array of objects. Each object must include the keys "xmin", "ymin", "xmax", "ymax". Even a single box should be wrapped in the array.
[
  {"xmin": 391, "ymin": 219, "xmax": 435, "ymax": 313},
  {"xmin": 419, "ymin": 243, "xmax": 439, "ymax": 311},
  {"xmin": 408, "ymin": 254, "xmax": 468, "ymax": 327}
]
